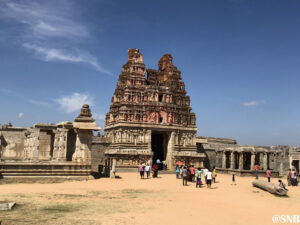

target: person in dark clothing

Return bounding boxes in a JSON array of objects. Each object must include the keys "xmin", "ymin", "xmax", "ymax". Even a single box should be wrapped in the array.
[
  {"xmin": 182, "ymin": 166, "xmax": 188, "ymax": 186},
  {"xmin": 152, "ymin": 164, "xmax": 158, "ymax": 178}
]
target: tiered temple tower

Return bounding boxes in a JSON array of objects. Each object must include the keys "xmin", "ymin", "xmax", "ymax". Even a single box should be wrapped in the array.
[{"xmin": 104, "ymin": 49, "xmax": 204, "ymax": 169}]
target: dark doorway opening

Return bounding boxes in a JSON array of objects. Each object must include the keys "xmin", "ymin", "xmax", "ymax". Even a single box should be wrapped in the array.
[
  {"xmin": 244, "ymin": 152, "xmax": 251, "ymax": 170},
  {"xmin": 234, "ymin": 152, "xmax": 239, "ymax": 169},
  {"xmin": 159, "ymin": 117, "xmax": 163, "ymax": 124},
  {"xmin": 292, "ymin": 160, "xmax": 299, "ymax": 173},
  {"xmin": 151, "ymin": 132, "xmax": 168, "ymax": 166},
  {"xmin": 225, "ymin": 152, "xmax": 231, "ymax": 169},
  {"xmin": 158, "ymin": 94, "xmax": 163, "ymax": 102}
]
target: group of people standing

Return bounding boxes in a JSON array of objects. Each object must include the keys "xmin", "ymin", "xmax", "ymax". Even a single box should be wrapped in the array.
[
  {"xmin": 287, "ymin": 169, "xmax": 299, "ymax": 186},
  {"xmin": 138, "ymin": 163, "xmax": 160, "ymax": 179},
  {"xmin": 254, "ymin": 163, "xmax": 298, "ymax": 189},
  {"xmin": 254, "ymin": 164, "xmax": 273, "ymax": 183},
  {"xmin": 176, "ymin": 165, "xmax": 216, "ymax": 188}
]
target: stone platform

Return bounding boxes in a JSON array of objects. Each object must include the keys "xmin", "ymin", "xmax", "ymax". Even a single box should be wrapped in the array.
[
  {"xmin": 216, "ymin": 168, "xmax": 280, "ymax": 177},
  {"xmin": 0, "ymin": 162, "xmax": 91, "ymax": 177}
]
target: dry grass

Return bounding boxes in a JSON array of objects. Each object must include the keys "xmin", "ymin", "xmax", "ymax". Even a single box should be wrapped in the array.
[{"xmin": 0, "ymin": 188, "xmax": 158, "ymax": 225}]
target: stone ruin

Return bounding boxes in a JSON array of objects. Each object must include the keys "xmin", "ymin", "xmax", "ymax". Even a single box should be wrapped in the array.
[
  {"xmin": 0, "ymin": 49, "xmax": 299, "ymax": 177},
  {"xmin": 0, "ymin": 104, "xmax": 99, "ymax": 176},
  {"xmin": 197, "ymin": 136, "xmax": 300, "ymax": 177}
]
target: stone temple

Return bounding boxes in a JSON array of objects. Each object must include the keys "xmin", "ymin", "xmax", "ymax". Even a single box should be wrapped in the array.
[
  {"xmin": 104, "ymin": 49, "xmax": 204, "ymax": 170},
  {"xmin": 0, "ymin": 49, "xmax": 300, "ymax": 178}
]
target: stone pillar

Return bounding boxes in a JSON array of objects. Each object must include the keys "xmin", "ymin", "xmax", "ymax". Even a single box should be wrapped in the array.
[
  {"xmin": 259, "ymin": 152, "xmax": 264, "ymax": 168},
  {"xmin": 72, "ymin": 130, "xmax": 93, "ymax": 163},
  {"xmin": 167, "ymin": 131, "xmax": 175, "ymax": 170},
  {"xmin": 263, "ymin": 152, "xmax": 268, "ymax": 170},
  {"xmin": 222, "ymin": 151, "xmax": 226, "ymax": 169},
  {"xmin": 52, "ymin": 128, "xmax": 68, "ymax": 162},
  {"xmin": 110, "ymin": 158, "xmax": 117, "ymax": 178},
  {"xmin": 239, "ymin": 153, "xmax": 244, "ymax": 170},
  {"xmin": 250, "ymin": 152, "xmax": 255, "ymax": 171},
  {"xmin": 24, "ymin": 128, "xmax": 40, "ymax": 161},
  {"xmin": 230, "ymin": 151, "xmax": 235, "ymax": 170}
]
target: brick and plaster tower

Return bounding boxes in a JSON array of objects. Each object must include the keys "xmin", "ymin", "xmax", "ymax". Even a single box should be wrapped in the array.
[{"xmin": 104, "ymin": 49, "xmax": 204, "ymax": 169}]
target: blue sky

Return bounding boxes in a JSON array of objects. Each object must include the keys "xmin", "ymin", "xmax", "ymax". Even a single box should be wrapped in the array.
[{"xmin": 0, "ymin": 0, "xmax": 300, "ymax": 146}]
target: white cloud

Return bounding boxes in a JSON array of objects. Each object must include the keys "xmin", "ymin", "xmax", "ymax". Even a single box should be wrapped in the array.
[
  {"xmin": 1, "ymin": 0, "xmax": 89, "ymax": 40},
  {"xmin": 243, "ymin": 100, "xmax": 266, "ymax": 107},
  {"xmin": 56, "ymin": 93, "xmax": 94, "ymax": 113},
  {"xmin": 23, "ymin": 43, "xmax": 111, "ymax": 74},
  {"xmin": 0, "ymin": 0, "xmax": 111, "ymax": 74},
  {"xmin": 18, "ymin": 112, "xmax": 24, "ymax": 118}
]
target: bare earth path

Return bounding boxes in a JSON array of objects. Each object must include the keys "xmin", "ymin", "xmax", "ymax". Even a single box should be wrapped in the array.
[{"xmin": 0, "ymin": 173, "xmax": 299, "ymax": 225}]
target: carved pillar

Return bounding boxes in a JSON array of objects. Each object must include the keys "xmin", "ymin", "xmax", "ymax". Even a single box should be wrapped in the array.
[
  {"xmin": 25, "ymin": 128, "xmax": 40, "ymax": 161},
  {"xmin": 263, "ymin": 152, "xmax": 268, "ymax": 170},
  {"xmin": 239, "ymin": 153, "xmax": 244, "ymax": 170},
  {"xmin": 250, "ymin": 152, "xmax": 256, "ymax": 171},
  {"xmin": 167, "ymin": 131, "xmax": 175, "ymax": 170},
  {"xmin": 230, "ymin": 151, "xmax": 235, "ymax": 170},
  {"xmin": 72, "ymin": 129, "xmax": 93, "ymax": 163},
  {"xmin": 222, "ymin": 151, "xmax": 226, "ymax": 169},
  {"xmin": 52, "ymin": 128, "xmax": 68, "ymax": 162},
  {"xmin": 110, "ymin": 158, "xmax": 117, "ymax": 178}
]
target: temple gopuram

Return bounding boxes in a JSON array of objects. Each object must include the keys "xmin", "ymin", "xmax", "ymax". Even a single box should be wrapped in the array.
[{"xmin": 103, "ymin": 49, "xmax": 205, "ymax": 170}]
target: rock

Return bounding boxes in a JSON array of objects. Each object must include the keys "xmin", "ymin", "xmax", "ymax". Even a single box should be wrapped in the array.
[
  {"xmin": 252, "ymin": 180, "xmax": 288, "ymax": 196},
  {"xmin": 0, "ymin": 202, "xmax": 16, "ymax": 211}
]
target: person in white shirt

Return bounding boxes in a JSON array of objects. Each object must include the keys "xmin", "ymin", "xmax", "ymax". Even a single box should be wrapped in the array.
[
  {"xmin": 145, "ymin": 164, "xmax": 151, "ymax": 179},
  {"xmin": 203, "ymin": 168, "xmax": 208, "ymax": 184},
  {"xmin": 206, "ymin": 170, "xmax": 212, "ymax": 188}
]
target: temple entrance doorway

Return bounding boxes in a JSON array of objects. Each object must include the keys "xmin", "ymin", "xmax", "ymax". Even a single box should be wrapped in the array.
[
  {"xmin": 151, "ymin": 132, "xmax": 169, "ymax": 167},
  {"xmin": 292, "ymin": 160, "xmax": 299, "ymax": 173}
]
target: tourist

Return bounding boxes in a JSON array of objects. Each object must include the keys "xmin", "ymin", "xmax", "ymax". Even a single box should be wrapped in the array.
[
  {"xmin": 287, "ymin": 169, "xmax": 292, "ymax": 186},
  {"xmin": 278, "ymin": 179, "xmax": 288, "ymax": 190},
  {"xmin": 138, "ymin": 163, "xmax": 144, "ymax": 179},
  {"xmin": 176, "ymin": 165, "xmax": 180, "ymax": 179},
  {"xmin": 293, "ymin": 170, "xmax": 298, "ymax": 186},
  {"xmin": 153, "ymin": 163, "xmax": 158, "ymax": 178},
  {"xmin": 182, "ymin": 166, "xmax": 188, "ymax": 186},
  {"xmin": 162, "ymin": 161, "xmax": 167, "ymax": 170},
  {"xmin": 232, "ymin": 174, "xmax": 236, "ymax": 185},
  {"xmin": 156, "ymin": 159, "xmax": 161, "ymax": 170},
  {"xmin": 291, "ymin": 169, "xmax": 296, "ymax": 186},
  {"xmin": 254, "ymin": 164, "xmax": 260, "ymax": 179},
  {"xmin": 212, "ymin": 167, "xmax": 216, "ymax": 183},
  {"xmin": 187, "ymin": 166, "xmax": 191, "ymax": 182},
  {"xmin": 203, "ymin": 168, "xmax": 208, "ymax": 184},
  {"xmin": 145, "ymin": 164, "xmax": 151, "ymax": 179},
  {"xmin": 190, "ymin": 165, "xmax": 195, "ymax": 182},
  {"xmin": 266, "ymin": 168, "xmax": 271, "ymax": 182},
  {"xmin": 196, "ymin": 167, "xmax": 202, "ymax": 188},
  {"xmin": 179, "ymin": 165, "xmax": 183, "ymax": 179},
  {"xmin": 206, "ymin": 170, "xmax": 212, "ymax": 188}
]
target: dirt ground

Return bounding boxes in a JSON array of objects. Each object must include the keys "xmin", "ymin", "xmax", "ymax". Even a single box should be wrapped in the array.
[{"xmin": 0, "ymin": 173, "xmax": 299, "ymax": 225}]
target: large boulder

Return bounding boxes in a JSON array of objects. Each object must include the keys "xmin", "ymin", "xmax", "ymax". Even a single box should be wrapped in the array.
[{"xmin": 252, "ymin": 180, "xmax": 288, "ymax": 196}]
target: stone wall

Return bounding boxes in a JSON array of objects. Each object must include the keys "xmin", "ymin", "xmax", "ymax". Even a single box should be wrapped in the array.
[
  {"xmin": 91, "ymin": 136, "xmax": 110, "ymax": 172},
  {"xmin": 197, "ymin": 136, "xmax": 298, "ymax": 176},
  {"xmin": 0, "ymin": 126, "xmax": 26, "ymax": 160}
]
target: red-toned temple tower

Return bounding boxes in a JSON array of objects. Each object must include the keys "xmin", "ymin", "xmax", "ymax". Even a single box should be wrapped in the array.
[{"xmin": 104, "ymin": 49, "xmax": 204, "ymax": 169}]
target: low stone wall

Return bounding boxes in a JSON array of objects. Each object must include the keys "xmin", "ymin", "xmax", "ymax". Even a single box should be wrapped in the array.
[
  {"xmin": 0, "ymin": 162, "xmax": 91, "ymax": 177},
  {"xmin": 216, "ymin": 168, "xmax": 280, "ymax": 178}
]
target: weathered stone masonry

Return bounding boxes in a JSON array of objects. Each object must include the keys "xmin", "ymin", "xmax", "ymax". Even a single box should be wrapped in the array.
[
  {"xmin": 0, "ymin": 104, "xmax": 99, "ymax": 176},
  {"xmin": 104, "ymin": 49, "xmax": 204, "ymax": 170}
]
